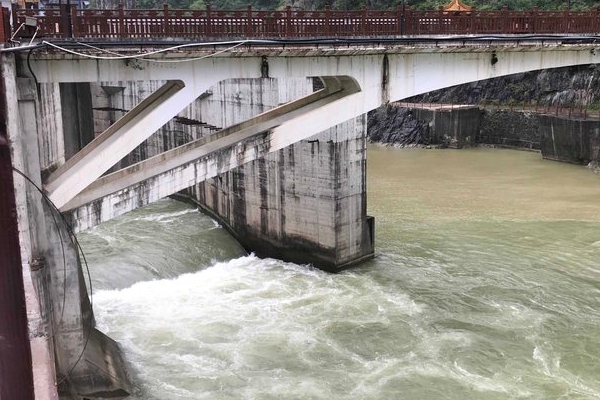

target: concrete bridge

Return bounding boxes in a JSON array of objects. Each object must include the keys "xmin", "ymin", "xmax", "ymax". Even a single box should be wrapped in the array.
[
  {"xmin": 24, "ymin": 39, "xmax": 600, "ymax": 227},
  {"xmin": 2, "ymin": 16, "xmax": 600, "ymax": 400}
]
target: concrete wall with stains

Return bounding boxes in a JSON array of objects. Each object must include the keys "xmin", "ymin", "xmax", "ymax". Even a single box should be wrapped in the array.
[
  {"xmin": 187, "ymin": 78, "xmax": 374, "ymax": 271},
  {"xmin": 82, "ymin": 77, "xmax": 373, "ymax": 271}
]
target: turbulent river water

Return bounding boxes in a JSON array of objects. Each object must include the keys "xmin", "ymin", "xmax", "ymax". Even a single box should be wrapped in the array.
[{"xmin": 78, "ymin": 147, "xmax": 600, "ymax": 400}]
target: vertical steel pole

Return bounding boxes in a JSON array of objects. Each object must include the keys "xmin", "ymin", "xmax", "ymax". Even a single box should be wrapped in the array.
[{"xmin": 0, "ymin": 56, "xmax": 35, "ymax": 400}]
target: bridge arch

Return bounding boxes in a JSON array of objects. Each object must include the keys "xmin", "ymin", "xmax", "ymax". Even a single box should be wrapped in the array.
[{"xmin": 20, "ymin": 41, "xmax": 600, "ymax": 229}]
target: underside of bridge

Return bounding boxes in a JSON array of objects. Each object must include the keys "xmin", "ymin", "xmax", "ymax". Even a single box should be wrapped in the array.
[{"xmin": 4, "ymin": 41, "xmax": 600, "ymax": 399}]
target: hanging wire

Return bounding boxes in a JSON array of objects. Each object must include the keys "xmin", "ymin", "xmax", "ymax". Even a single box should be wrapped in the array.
[
  {"xmin": 42, "ymin": 39, "xmax": 258, "ymax": 62},
  {"xmin": 11, "ymin": 166, "xmax": 94, "ymax": 387}
]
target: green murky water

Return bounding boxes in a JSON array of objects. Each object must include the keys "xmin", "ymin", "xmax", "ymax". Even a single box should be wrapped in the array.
[{"xmin": 79, "ymin": 147, "xmax": 600, "ymax": 400}]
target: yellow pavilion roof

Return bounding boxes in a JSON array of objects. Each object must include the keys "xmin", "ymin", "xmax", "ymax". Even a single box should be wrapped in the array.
[{"xmin": 443, "ymin": 0, "xmax": 473, "ymax": 12}]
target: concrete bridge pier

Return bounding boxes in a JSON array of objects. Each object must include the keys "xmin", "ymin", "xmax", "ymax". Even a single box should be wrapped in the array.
[
  {"xmin": 189, "ymin": 102, "xmax": 375, "ymax": 271},
  {"xmin": 64, "ymin": 76, "xmax": 375, "ymax": 271},
  {"xmin": 2, "ymin": 54, "xmax": 131, "ymax": 399}
]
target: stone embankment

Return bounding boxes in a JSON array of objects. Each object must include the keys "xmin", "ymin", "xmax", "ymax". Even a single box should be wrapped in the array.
[
  {"xmin": 368, "ymin": 64, "xmax": 600, "ymax": 170},
  {"xmin": 367, "ymin": 102, "xmax": 600, "ymax": 169}
]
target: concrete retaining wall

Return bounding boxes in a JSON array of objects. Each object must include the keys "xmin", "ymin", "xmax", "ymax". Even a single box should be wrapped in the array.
[
  {"xmin": 367, "ymin": 104, "xmax": 481, "ymax": 148},
  {"xmin": 413, "ymin": 107, "xmax": 481, "ymax": 148},
  {"xmin": 369, "ymin": 105, "xmax": 600, "ymax": 165},
  {"xmin": 479, "ymin": 110, "xmax": 541, "ymax": 150},
  {"xmin": 6, "ymin": 56, "xmax": 131, "ymax": 400},
  {"xmin": 539, "ymin": 116, "xmax": 600, "ymax": 164}
]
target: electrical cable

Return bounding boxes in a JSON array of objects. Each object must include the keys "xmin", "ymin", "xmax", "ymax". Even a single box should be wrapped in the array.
[
  {"xmin": 12, "ymin": 167, "xmax": 68, "ymax": 335},
  {"xmin": 11, "ymin": 166, "xmax": 94, "ymax": 387},
  {"xmin": 56, "ymin": 229, "xmax": 93, "ymax": 388},
  {"xmin": 3, "ymin": 35, "xmax": 600, "ymax": 56},
  {"xmin": 26, "ymin": 48, "xmax": 39, "ymax": 89},
  {"xmin": 72, "ymin": 40, "xmax": 248, "ymax": 63},
  {"xmin": 42, "ymin": 39, "xmax": 253, "ymax": 61}
]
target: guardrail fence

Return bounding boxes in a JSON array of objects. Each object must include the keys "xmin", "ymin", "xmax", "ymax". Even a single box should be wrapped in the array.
[{"xmin": 2, "ymin": 5, "xmax": 600, "ymax": 42}]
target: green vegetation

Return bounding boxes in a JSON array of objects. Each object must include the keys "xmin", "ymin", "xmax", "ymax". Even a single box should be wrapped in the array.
[
  {"xmin": 406, "ymin": 0, "xmax": 596, "ymax": 11},
  {"xmin": 110, "ymin": 0, "xmax": 600, "ymax": 10}
]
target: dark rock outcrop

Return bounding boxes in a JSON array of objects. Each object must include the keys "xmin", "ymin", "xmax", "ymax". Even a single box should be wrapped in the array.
[
  {"xmin": 407, "ymin": 65, "xmax": 600, "ymax": 107},
  {"xmin": 367, "ymin": 106, "xmax": 430, "ymax": 146}
]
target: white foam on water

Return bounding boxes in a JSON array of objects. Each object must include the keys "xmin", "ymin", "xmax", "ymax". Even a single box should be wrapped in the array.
[
  {"xmin": 530, "ymin": 341, "xmax": 600, "ymax": 399},
  {"xmin": 130, "ymin": 207, "xmax": 199, "ymax": 223},
  {"xmin": 93, "ymin": 255, "xmax": 432, "ymax": 400}
]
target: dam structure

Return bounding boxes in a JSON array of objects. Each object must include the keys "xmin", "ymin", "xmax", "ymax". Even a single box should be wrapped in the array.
[{"xmin": 2, "ymin": 6, "xmax": 600, "ymax": 399}]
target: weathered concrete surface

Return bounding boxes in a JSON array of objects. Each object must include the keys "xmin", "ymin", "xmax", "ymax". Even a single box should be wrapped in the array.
[
  {"xmin": 185, "ymin": 78, "xmax": 374, "ymax": 271},
  {"xmin": 368, "ymin": 104, "xmax": 600, "ymax": 160},
  {"xmin": 4, "ymin": 54, "xmax": 131, "ymax": 399},
  {"xmin": 368, "ymin": 104, "xmax": 482, "ymax": 148},
  {"xmin": 25, "ymin": 44, "xmax": 600, "ymax": 209},
  {"xmin": 45, "ymin": 80, "xmax": 192, "ymax": 209},
  {"xmin": 62, "ymin": 76, "xmax": 359, "ymax": 231},
  {"xmin": 189, "ymin": 120, "xmax": 374, "ymax": 271},
  {"xmin": 64, "ymin": 76, "xmax": 373, "ymax": 270},
  {"xmin": 539, "ymin": 116, "xmax": 600, "ymax": 164},
  {"xmin": 60, "ymin": 83, "xmax": 95, "ymax": 160}
]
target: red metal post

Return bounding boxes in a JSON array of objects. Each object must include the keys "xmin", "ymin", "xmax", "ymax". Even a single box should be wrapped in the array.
[
  {"xmin": 246, "ymin": 5, "xmax": 252, "ymax": 37},
  {"xmin": 118, "ymin": 3, "xmax": 125, "ymax": 38},
  {"xmin": 60, "ymin": 3, "xmax": 69, "ymax": 37},
  {"xmin": 0, "ymin": 53, "xmax": 35, "ymax": 400},
  {"xmin": 361, "ymin": 7, "xmax": 367, "ymax": 35},
  {"xmin": 285, "ymin": 6, "xmax": 292, "ymax": 37},
  {"xmin": 404, "ymin": 6, "xmax": 411, "ymax": 35},
  {"xmin": 163, "ymin": 4, "xmax": 170, "ymax": 37},
  {"xmin": 0, "ymin": 8, "xmax": 6, "ymax": 43},
  {"xmin": 70, "ymin": 5, "xmax": 78, "ymax": 38},
  {"xmin": 502, "ymin": 6, "xmax": 509, "ymax": 33},
  {"xmin": 206, "ymin": 4, "xmax": 212, "ymax": 36},
  {"xmin": 324, "ymin": 5, "xmax": 330, "ymax": 36}
]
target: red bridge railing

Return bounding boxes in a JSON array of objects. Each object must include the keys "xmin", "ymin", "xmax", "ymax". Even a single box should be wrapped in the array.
[{"xmin": 3, "ymin": 5, "xmax": 600, "ymax": 42}]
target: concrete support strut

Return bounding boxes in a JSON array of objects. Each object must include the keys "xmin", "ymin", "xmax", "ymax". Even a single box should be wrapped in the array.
[
  {"xmin": 61, "ymin": 76, "xmax": 360, "ymax": 219},
  {"xmin": 45, "ymin": 80, "xmax": 196, "ymax": 209}
]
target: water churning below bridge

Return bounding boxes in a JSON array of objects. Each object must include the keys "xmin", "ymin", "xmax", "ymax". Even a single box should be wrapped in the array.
[{"xmin": 79, "ymin": 147, "xmax": 600, "ymax": 400}]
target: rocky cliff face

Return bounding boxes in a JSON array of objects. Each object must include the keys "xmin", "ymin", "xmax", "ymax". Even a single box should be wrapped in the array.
[
  {"xmin": 407, "ymin": 65, "xmax": 600, "ymax": 107},
  {"xmin": 367, "ymin": 106, "xmax": 431, "ymax": 146}
]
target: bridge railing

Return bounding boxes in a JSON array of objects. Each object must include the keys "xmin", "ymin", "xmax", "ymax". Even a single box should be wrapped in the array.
[{"xmin": 3, "ymin": 5, "xmax": 600, "ymax": 42}]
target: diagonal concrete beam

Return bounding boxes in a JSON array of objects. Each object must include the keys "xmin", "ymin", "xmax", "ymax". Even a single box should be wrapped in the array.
[
  {"xmin": 61, "ymin": 76, "xmax": 360, "ymax": 218},
  {"xmin": 43, "ymin": 79, "xmax": 207, "ymax": 209}
]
